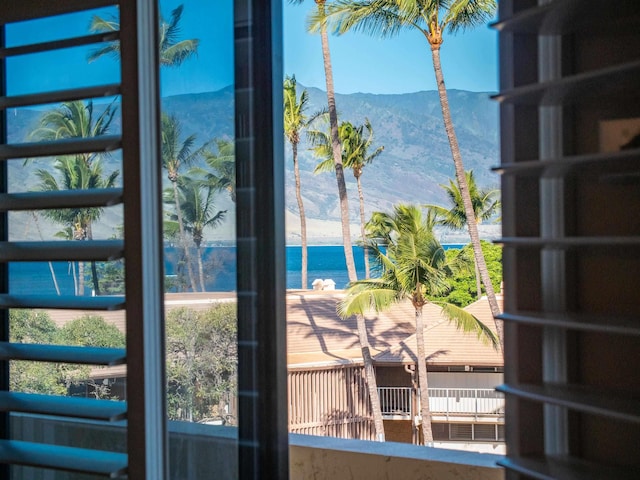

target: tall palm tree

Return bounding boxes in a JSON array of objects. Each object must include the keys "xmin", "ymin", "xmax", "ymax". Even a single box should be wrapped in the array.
[
  {"xmin": 284, "ymin": 75, "xmax": 322, "ymax": 289},
  {"xmin": 310, "ymin": 118, "xmax": 387, "ymax": 440},
  {"xmin": 174, "ymin": 176, "xmax": 227, "ymax": 292},
  {"xmin": 312, "ymin": 119, "xmax": 383, "ymax": 279},
  {"xmin": 318, "ymin": 0, "xmax": 503, "ymax": 349},
  {"xmin": 29, "ymin": 100, "xmax": 118, "ymax": 295},
  {"xmin": 88, "ymin": 4, "xmax": 199, "ymax": 67},
  {"xmin": 341, "ymin": 204, "xmax": 498, "ymax": 444},
  {"xmin": 161, "ymin": 113, "xmax": 204, "ymax": 292},
  {"xmin": 36, "ymin": 157, "xmax": 119, "ymax": 296},
  {"xmin": 290, "ymin": 0, "xmax": 358, "ymax": 283},
  {"xmin": 427, "ymin": 170, "xmax": 500, "ymax": 300}
]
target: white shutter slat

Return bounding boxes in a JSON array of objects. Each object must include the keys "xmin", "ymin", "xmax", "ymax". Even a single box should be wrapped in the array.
[
  {"xmin": 0, "ymin": 342, "xmax": 125, "ymax": 366},
  {"xmin": 498, "ymin": 311, "xmax": 640, "ymax": 337},
  {"xmin": 0, "ymin": 32, "xmax": 120, "ymax": 58},
  {"xmin": 0, "ymin": 189, "xmax": 123, "ymax": 211},
  {"xmin": 0, "ymin": 136, "xmax": 121, "ymax": 160},
  {"xmin": 0, "ymin": 295, "xmax": 124, "ymax": 310},
  {"xmin": 493, "ymin": 60, "xmax": 640, "ymax": 106},
  {"xmin": 0, "ymin": 85, "xmax": 121, "ymax": 110},
  {"xmin": 493, "ymin": 148, "xmax": 640, "ymax": 177},
  {"xmin": 0, "ymin": 240, "xmax": 123, "ymax": 262},
  {"xmin": 498, "ymin": 455, "xmax": 640, "ymax": 480},
  {"xmin": 497, "ymin": 383, "xmax": 640, "ymax": 424},
  {"xmin": 1, "ymin": 1, "xmax": 119, "ymax": 25},
  {"xmin": 0, "ymin": 392, "xmax": 127, "ymax": 421},
  {"xmin": 0, "ymin": 439, "xmax": 127, "ymax": 477}
]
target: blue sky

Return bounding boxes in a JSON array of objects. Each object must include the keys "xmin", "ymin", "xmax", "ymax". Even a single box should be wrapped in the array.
[{"xmin": 6, "ymin": 0, "xmax": 498, "ymax": 97}]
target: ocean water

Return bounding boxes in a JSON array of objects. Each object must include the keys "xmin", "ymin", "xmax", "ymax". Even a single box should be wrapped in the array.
[{"xmin": 9, "ymin": 244, "xmax": 465, "ymax": 295}]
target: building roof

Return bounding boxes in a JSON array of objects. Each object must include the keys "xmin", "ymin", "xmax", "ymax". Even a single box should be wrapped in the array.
[
  {"xmin": 286, "ymin": 291, "xmax": 415, "ymax": 369},
  {"xmin": 286, "ymin": 292, "xmax": 503, "ymax": 369},
  {"xmin": 373, "ymin": 297, "xmax": 503, "ymax": 368}
]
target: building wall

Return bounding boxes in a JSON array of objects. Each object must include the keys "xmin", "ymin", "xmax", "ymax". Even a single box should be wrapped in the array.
[
  {"xmin": 429, "ymin": 372, "xmax": 503, "ymax": 389},
  {"xmin": 288, "ymin": 365, "xmax": 375, "ymax": 440}
]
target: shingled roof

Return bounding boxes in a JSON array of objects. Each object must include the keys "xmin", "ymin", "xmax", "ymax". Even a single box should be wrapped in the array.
[
  {"xmin": 373, "ymin": 297, "xmax": 503, "ymax": 368},
  {"xmin": 286, "ymin": 290, "xmax": 416, "ymax": 369},
  {"xmin": 286, "ymin": 291, "xmax": 503, "ymax": 369}
]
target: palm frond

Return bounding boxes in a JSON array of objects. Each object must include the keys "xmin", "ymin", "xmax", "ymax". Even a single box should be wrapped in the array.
[
  {"xmin": 161, "ymin": 39, "xmax": 200, "ymax": 67},
  {"xmin": 434, "ymin": 300, "xmax": 499, "ymax": 349},
  {"xmin": 338, "ymin": 279, "xmax": 402, "ymax": 318},
  {"xmin": 444, "ymin": 0, "xmax": 497, "ymax": 33},
  {"xmin": 318, "ymin": 1, "xmax": 416, "ymax": 38}
]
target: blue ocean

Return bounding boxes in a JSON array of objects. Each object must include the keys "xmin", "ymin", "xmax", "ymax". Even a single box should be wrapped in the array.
[{"xmin": 9, "ymin": 244, "xmax": 465, "ymax": 295}]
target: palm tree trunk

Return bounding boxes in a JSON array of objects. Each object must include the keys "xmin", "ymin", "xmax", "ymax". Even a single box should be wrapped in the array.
[
  {"xmin": 173, "ymin": 179, "xmax": 197, "ymax": 292},
  {"xmin": 197, "ymin": 244, "xmax": 206, "ymax": 292},
  {"xmin": 31, "ymin": 212, "xmax": 61, "ymax": 295},
  {"xmin": 355, "ymin": 313, "xmax": 385, "ymax": 441},
  {"xmin": 430, "ymin": 45, "xmax": 504, "ymax": 351},
  {"xmin": 356, "ymin": 175, "xmax": 370, "ymax": 279},
  {"xmin": 70, "ymin": 262, "xmax": 78, "ymax": 295},
  {"xmin": 474, "ymin": 256, "xmax": 482, "ymax": 300},
  {"xmin": 317, "ymin": 0, "xmax": 357, "ymax": 283},
  {"xmin": 86, "ymin": 222, "xmax": 101, "ymax": 296},
  {"xmin": 415, "ymin": 305, "xmax": 433, "ymax": 445},
  {"xmin": 293, "ymin": 142, "xmax": 308, "ymax": 289},
  {"xmin": 78, "ymin": 261, "xmax": 85, "ymax": 296}
]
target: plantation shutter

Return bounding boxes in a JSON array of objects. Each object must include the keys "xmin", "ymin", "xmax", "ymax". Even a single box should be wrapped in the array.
[
  {"xmin": 494, "ymin": 1, "xmax": 640, "ymax": 479},
  {"xmin": 0, "ymin": 0, "xmax": 166, "ymax": 478}
]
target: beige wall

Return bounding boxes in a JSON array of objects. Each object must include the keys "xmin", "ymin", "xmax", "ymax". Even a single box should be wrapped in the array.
[{"xmin": 290, "ymin": 434, "xmax": 504, "ymax": 480}]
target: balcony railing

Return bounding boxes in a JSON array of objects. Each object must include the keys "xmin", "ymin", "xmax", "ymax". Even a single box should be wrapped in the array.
[{"xmin": 378, "ymin": 387, "xmax": 505, "ymax": 421}]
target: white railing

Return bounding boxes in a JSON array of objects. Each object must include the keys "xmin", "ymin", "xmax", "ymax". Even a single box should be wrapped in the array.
[
  {"xmin": 428, "ymin": 388, "xmax": 505, "ymax": 419},
  {"xmin": 377, "ymin": 387, "xmax": 505, "ymax": 419},
  {"xmin": 378, "ymin": 387, "xmax": 413, "ymax": 416}
]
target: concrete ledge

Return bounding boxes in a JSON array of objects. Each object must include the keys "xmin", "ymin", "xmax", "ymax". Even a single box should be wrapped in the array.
[{"xmin": 290, "ymin": 434, "xmax": 504, "ymax": 480}]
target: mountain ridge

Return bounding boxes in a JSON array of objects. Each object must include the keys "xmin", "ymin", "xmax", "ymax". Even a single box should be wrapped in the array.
[{"xmin": 8, "ymin": 85, "xmax": 500, "ymax": 241}]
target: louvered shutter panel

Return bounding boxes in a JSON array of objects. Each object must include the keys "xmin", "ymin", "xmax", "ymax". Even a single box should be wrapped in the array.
[
  {"xmin": 0, "ymin": 1, "xmax": 166, "ymax": 478},
  {"xmin": 494, "ymin": 1, "xmax": 640, "ymax": 479}
]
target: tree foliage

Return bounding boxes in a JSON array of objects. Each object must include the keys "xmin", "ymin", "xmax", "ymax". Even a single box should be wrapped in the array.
[
  {"xmin": 166, "ymin": 305, "xmax": 237, "ymax": 423},
  {"xmin": 8, "ymin": 310, "xmax": 124, "ymax": 395},
  {"xmin": 88, "ymin": 4, "xmax": 199, "ymax": 67},
  {"xmin": 433, "ymin": 241, "xmax": 502, "ymax": 307},
  {"xmin": 58, "ymin": 315, "xmax": 125, "ymax": 348}
]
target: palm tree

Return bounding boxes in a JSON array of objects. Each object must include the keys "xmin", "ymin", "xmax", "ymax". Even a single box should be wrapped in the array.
[
  {"xmin": 312, "ymin": 119, "xmax": 383, "ymax": 279},
  {"xmin": 162, "ymin": 113, "xmax": 208, "ymax": 292},
  {"xmin": 283, "ymin": 75, "xmax": 319, "ymax": 289},
  {"xmin": 427, "ymin": 170, "xmax": 500, "ymax": 300},
  {"xmin": 290, "ymin": 0, "xmax": 358, "ymax": 283},
  {"xmin": 29, "ymin": 100, "xmax": 117, "ymax": 169},
  {"xmin": 36, "ymin": 157, "xmax": 119, "ymax": 295},
  {"xmin": 318, "ymin": 0, "xmax": 504, "ymax": 350},
  {"xmin": 88, "ymin": 4, "xmax": 199, "ymax": 67},
  {"xmin": 174, "ymin": 176, "xmax": 227, "ymax": 292},
  {"xmin": 29, "ymin": 100, "xmax": 119, "ymax": 295},
  {"xmin": 340, "ymin": 204, "xmax": 498, "ymax": 444},
  {"xmin": 309, "ymin": 118, "xmax": 387, "ymax": 440}
]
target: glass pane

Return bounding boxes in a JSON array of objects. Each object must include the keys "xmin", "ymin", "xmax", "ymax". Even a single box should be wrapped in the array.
[{"xmin": 158, "ymin": 0, "xmax": 237, "ymax": 477}]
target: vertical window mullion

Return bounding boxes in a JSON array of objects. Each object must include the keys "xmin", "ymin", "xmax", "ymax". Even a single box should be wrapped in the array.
[
  {"xmin": 0, "ymin": 23, "xmax": 9, "ymax": 480},
  {"xmin": 234, "ymin": 0, "xmax": 287, "ymax": 478}
]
